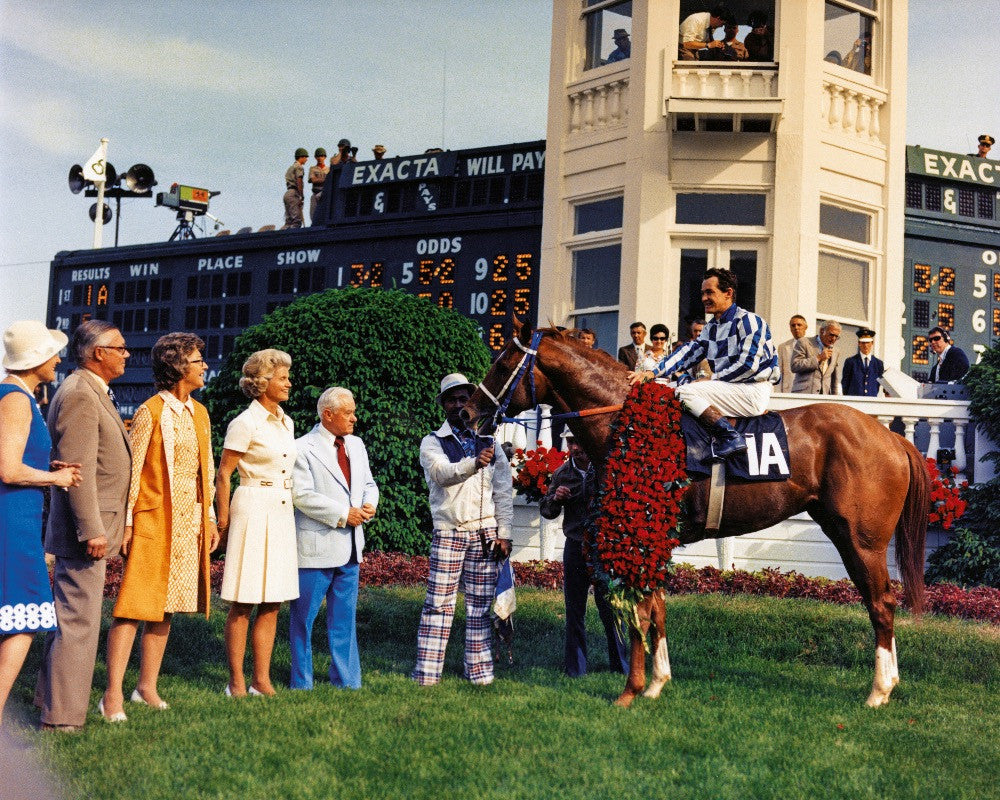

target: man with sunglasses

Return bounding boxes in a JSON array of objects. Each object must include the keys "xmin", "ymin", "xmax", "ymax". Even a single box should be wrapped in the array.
[{"xmin": 928, "ymin": 327, "xmax": 969, "ymax": 384}]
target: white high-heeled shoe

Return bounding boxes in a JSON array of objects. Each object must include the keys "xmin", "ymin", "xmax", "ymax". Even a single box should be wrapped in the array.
[
  {"xmin": 131, "ymin": 688, "xmax": 168, "ymax": 710},
  {"xmin": 97, "ymin": 698, "xmax": 127, "ymax": 723}
]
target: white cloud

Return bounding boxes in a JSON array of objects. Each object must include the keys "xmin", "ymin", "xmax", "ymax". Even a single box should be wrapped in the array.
[
  {"xmin": 0, "ymin": 6, "xmax": 302, "ymax": 98},
  {"xmin": 0, "ymin": 86, "xmax": 98, "ymax": 156}
]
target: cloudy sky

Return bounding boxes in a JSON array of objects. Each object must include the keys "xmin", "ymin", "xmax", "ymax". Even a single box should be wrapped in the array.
[{"xmin": 0, "ymin": 0, "xmax": 996, "ymax": 332}]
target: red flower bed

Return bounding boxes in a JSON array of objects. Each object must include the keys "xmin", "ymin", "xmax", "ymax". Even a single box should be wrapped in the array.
[{"xmin": 99, "ymin": 553, "xmax": 999, "ymax": 625}]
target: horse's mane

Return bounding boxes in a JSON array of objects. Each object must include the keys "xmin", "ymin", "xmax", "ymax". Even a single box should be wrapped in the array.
[{"xmin": 531, "ymin": 326, "xmax": 628, "ymax": 373}]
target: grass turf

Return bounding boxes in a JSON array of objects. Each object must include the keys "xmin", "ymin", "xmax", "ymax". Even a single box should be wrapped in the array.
[{"xmin": 9, "ymin": 587, "xmax": 999, "ymax": 800}]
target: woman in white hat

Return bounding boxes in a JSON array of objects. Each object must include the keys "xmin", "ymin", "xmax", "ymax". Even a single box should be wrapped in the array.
[{"xmin": 0, "ymin": 321, "xmax": 81, "ymax": 725}]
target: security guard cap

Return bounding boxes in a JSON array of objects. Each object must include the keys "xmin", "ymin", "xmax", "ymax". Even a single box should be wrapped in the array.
[{"xmin": 979, "ymin": 134, "xmax": 995, "ymax": 147}]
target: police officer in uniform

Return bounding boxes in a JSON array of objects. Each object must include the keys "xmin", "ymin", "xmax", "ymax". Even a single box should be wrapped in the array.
[
  {"xmin": 282, "ymin": 148, "xmax": 308, "ymax": 229},
  {"xmin": 308, "ymin": 148, "xmax": 329, "ymax": 225},
  {"xmin": 968, "ymin": 134, "xmax": 995, "ymax": 159}
]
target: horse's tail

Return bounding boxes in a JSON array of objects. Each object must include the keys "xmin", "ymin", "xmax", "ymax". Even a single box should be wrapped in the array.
[{"xmin": 895, "ymin": 440, "xmax": 929, "ymax": 616}]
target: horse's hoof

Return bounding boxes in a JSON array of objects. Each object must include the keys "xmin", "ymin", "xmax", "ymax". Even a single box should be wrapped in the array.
[
  {"xmin": 642, "ymin": 677, "xmax": 671, "ymax": 699},
  {"xmin": 865, "ymin": 689, "xmax": 891, "ymax": 707},
  {"xmin": 613, "ymin": 694, "xmax": 636, "ymax": 708}
]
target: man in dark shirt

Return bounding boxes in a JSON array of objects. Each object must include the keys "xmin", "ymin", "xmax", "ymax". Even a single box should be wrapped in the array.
[
  {"xmin": 928, "ymin": 327, "xmax": 970, "ymax": 383},
  {"xmin": 540, "ymin": 431, "xmax": 627, "ymax": 677}
]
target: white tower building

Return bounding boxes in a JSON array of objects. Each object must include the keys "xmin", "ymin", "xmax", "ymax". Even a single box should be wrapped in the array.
[{"xmin": 538, "ymin": 0, "xmax": 908, "ymax": 366}]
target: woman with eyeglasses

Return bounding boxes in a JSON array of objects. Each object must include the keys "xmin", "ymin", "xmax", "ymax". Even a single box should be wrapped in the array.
[
  {"xmin": 100, "ymin": 332, "xmax": 219, "ymax": 722},
  {"xmin": 639, "ymin": 324, "xmax": 671, "ymax": 376}
]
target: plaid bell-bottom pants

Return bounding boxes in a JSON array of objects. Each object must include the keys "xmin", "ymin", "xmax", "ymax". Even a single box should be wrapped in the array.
[{"xmin": 411, "ymin": 527, "xmax": 500, "ymax": 685}]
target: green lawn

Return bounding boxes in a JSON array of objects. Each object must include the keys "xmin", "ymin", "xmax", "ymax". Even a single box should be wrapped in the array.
[{"xmin": 10, "ymin": 587, "xmax": 999, "ymax": 800}]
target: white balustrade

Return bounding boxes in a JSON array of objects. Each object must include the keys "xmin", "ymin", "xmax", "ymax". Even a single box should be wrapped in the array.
[
  {"xmin": 670, "ymin": 65, "xmax": 779, "ymax": 100},
  {"xmin": 769, "ymin": 393, "xmax": 974, "ymax": 481},
  {"xmin": 820, "ymin": 76, "xmax": 886, "ymax": 144},
  {"xmin": 567, "ymin": 68, "xmax": 629, "ymax": 135}
]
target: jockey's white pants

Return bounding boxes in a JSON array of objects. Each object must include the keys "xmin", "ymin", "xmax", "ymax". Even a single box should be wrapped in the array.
[{"xmin": 675, "ymin": 379, "xmax": 772, "ymax": 418}]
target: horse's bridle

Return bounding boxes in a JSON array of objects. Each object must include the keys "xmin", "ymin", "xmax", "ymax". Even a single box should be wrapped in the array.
[
  {"xmin": 475, "ymin": 329, "xmax": 623, "ymax": 430},
  {"xmin": 476, "ymin": 330, "xmax": 544, "ymax": 429}
]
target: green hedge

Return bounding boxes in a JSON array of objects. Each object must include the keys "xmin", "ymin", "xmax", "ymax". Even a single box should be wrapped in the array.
[
  {"xmin": 202, "ymin": 288, "xmax": 491, "ymax": 554},
  {"xmin": 926, "ymin": 345, "xmax": 1000, "ymax": 587}
]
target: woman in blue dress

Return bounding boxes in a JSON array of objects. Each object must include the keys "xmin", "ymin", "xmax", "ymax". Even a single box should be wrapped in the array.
[{"xmin": 0, "ymin": 321, "xmax": 80, "ymax": 725}]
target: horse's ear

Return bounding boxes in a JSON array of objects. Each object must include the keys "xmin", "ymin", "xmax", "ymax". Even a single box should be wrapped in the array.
[{"xmin": 512, "ymin": 315, "xmax": 531, "ymax": 345}]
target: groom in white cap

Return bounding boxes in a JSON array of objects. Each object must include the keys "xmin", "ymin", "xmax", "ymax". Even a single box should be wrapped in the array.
[{"xmin": 411, "ymin": 373, "xmax": 513, "ymax": 686}]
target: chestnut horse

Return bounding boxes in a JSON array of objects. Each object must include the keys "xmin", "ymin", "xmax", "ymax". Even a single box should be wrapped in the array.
[{"xmin": 463, "ymin": 325, "xmax": 929, "ymax": 708}]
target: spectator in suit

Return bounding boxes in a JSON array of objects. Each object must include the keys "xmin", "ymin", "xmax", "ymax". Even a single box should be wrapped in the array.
[
  {"xmin": 777, "ymin": 315, "xmax": 808, "ymax": 393},
  {"xmin": 791, "ymin": 320, "xmax": 842, "ymax": 394},
  {"xmin": 841, "ymin": 328, "xmax": 884, "ymax": 397},
  {"xmin": 37, "ymin": 321, "xmax": 132, "ymax": 731},
  {"xmin": 928, "ymin": 327, "xmax": 970, "ymax": 383},
  {"xmin": 617, "ymin": 321, "xmax": 647, "ymax": 370},
  {"xmin": 290, "ymin": 387, "xmax": 378, "ymax": 690}
]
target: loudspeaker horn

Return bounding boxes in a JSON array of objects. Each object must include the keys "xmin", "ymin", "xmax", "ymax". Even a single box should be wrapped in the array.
[
  {"xmin": 124, "ymin": 163, "xmax": 156, "ymax": 193},
  {"xmin": 103, "ymin": 162, "xmax": 118, "ymax": 187},
  {"xmin": 68, "ymin": 164, "xmax": 87, "ymax": 194},
  {"xmin": 89, "ymin": 202, "xmax": 112, "ymax": 225}
]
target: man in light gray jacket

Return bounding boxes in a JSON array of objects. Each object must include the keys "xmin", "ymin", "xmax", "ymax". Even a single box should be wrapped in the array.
[
  {"xmin": 290, "ymin": 387, "xmax": 378, "ymax": 689},
  {"xmin": 791, "ymin": 320, "xmax": 843, "ymax": 395}
]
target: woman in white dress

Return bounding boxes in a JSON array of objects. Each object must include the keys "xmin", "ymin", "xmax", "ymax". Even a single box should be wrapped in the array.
[{"xmin": 216, "ymin": 349, "xmax": 297, "ymax": 697}]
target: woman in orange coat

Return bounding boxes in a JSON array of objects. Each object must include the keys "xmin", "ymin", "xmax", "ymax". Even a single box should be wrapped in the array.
[{"xmin": 98, "ymin": 332, "xmax": 219, "ymax": 721}]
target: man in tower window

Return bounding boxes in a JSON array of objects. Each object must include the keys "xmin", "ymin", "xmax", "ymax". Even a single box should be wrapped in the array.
[
  {"xmin": 678, "ymin": 5, "xmax": 734, "ymax": 60},
  {"xmin": 607, "ymin": 29, "xmax": 631, "ymax": 63}
]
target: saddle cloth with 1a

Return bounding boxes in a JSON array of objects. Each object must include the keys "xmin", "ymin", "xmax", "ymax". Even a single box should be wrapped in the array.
[{"xmin": 680, "ymin": 412, "xmax": 790, "ymax": 481}]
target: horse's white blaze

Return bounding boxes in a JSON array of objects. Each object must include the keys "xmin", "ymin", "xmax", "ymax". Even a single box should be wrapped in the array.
[
  {"xmin": 865, "ymin": 645, "xmax": 895, "ymax": 707},
  {"xmin": 891, "ymin": 636, "xmax": 899, "ymax": 685},
  {"xmin": 643, "ymin": 636, "xmax": 672, "ymax": 698}
]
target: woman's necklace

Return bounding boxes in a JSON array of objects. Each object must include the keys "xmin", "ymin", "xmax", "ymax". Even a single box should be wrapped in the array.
[{"xmin": 7, "ymin": 374, "xmax": 34, "ymax": 395}]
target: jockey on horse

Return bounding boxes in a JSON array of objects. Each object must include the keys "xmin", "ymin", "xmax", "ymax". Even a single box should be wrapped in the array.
[{"xmin": 628, "ymin": 267, "xmax": 779, "ymax": 461}]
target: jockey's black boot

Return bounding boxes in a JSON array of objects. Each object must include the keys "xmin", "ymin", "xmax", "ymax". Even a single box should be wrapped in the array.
[{"xmin": 699, "ymin": 405, "xmax": 748, "ymax": 462}]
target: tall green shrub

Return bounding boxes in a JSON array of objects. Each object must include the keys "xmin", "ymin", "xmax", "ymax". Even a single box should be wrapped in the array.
[
  {"xmin": 202, "ymin": 288, "xmax": 491, "ymax": 554},
  {"xmin": 926, "ymin": 345, "xmax": 1000, "ymax": 587}
]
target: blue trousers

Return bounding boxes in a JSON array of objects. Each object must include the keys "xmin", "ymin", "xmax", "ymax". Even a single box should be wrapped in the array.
[
  {"xmin": 563, "ymin": 538, "xmax": 629, "ymax": 677},
  {"xmin": 289, "ymin": 565, "xmax": 361, "ymax": 689}
]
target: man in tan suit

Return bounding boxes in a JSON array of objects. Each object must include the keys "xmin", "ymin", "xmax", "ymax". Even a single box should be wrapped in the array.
[
  {"xmin": 791, "ymin": 320, "xmax": 843, "ymax": 395},
  {"xmin": 37, "ymin": 320, "xmax": 131, "ymax": 730},
  {"xmin": 777, "ymin": 314, "xmax": 807, "ymax": 393}
]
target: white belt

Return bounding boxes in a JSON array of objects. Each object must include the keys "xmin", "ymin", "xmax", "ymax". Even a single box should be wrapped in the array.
[{"xmin": 242, "ymin": 478, "xmax": 292, "ymax": 489}]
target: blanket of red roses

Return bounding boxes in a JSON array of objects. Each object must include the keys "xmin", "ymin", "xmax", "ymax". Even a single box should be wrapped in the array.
[
  {"xmin": 588, "ymin": 382, "xmax": 687, "ymax": 602},
  {"xmin": 99, "ymin": 553, "xmax": 998, "ymax": 625}
]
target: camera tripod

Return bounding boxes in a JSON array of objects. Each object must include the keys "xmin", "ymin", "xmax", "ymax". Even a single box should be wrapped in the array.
[{"xmin": 169, "ymin": 210, "xmax": 199, "ymax": 241}]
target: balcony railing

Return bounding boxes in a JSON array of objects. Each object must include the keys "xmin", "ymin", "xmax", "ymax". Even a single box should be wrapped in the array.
[
  {"xmin": 769, "ymin": 392, "xmax": 976, "ymax": 481},
  {"xmin": 820, "ymin": 71, "xmax": 886, "ymax": 145},
  {"xmin": 566, "ymin": 64, "xmax": 629, "ymax": 136}
]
